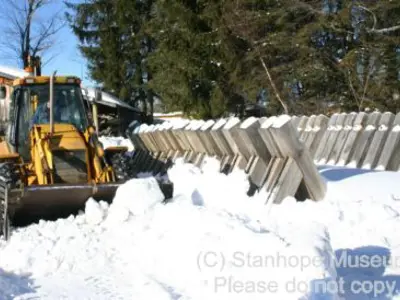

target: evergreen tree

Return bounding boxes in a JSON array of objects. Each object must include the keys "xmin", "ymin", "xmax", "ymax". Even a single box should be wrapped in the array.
[
  {"xmin": 66, "ymin": 0, "xmax": 400, "ymax": 116},
  {"xmin": 146, "ymin": 1, "xmax": 253, "ymax": 118},
  {"xmin": 335, "ymin": 0, "xmax": 400, "ymax": 111},
  {"xmin": 217, "ymin": 0, "xmax": 400, "ymax": 114},
  {"xmin": 65, "ymin": 0, "xmax": 155, "ymax": 111}
]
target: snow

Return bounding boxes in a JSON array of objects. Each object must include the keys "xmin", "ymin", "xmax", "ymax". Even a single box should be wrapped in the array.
[
  {"xmin": 154, "ymin": 111, "xmax": 184, "ymax": 118},
  {"xmin": 171, "ymin": 119, "xmax": 190, "ymax": 130},
  {"xmin": 365, "ymin": 125, "xmax": 377, "ymax": 131},
  {"xmin": 2, "ymin": 139, "xmax": 400, "ymax": 299},
  {"xmin": 0, "ymin": 65, "xmax": 30, "ymax": 79},
  {"xmin": 82, "ymin": 87, "xmax": 138, "ymax": 111},
  {"xmin": 190, "ymin": 120, "xmax": 205, "ymax": 131},
  {"xmin": 153, "ymin": 112, "xmax": 188, "ymax": 125},
  {"xmin": 224, "ymin": 117, "xmax": 241, "ymax": 130},
  {"xmin": 108, "ymin": 177, "xmax": 166, "ymax": 221},
  {"xmin": 261, "ymin": 116, "xmax": 277, "ymax": 128},
  {"xmin": 200, "ymin": 120, "xmax": 215, "ymax": 131},
  {"xmin": 272, "ymin": 115, "xmax": 292, "ymax": 128},
  {"xmin": 212, "ymin": 118, "xmax": 227, "ymax": 130},
  {"xmin": 99, "ymin": 136, "xmax": 134, "ymax": 151},
  {"xmin": 240, "ymin": 116, "xmax": 258, "ymax": 129}
]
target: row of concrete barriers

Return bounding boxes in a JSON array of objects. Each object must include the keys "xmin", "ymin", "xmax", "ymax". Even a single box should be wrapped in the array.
[
  {"xmin": 125, "ymin": 110, "xmax": 400, "ymax": 203},
  {"xmin": 312, "ymin": 111, "xmax": 400, "ymax": 171},
  {"xmin": 126, "ymin": 115, "xmax": 327, "ymax": 204}
]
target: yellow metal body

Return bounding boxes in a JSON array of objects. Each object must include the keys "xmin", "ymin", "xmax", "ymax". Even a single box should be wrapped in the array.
[
  {"xmin": 0, "ymin": 125, "xmax": 117, "ymax": 189},
  {"xmin": 0, "ymin": 139, "xmax": 19, "ymax": 159},
  {"xmin": 13, "ymin": 76, "xmax": 81, "ymax": 86},
  {"xmin": 25, "ymin": 123, "xmax": 116, "ymax": 186}
]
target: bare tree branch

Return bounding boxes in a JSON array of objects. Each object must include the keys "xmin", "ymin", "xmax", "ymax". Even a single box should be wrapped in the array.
[
  {"xmin": 343, "ymin": 48, "xmax": 382, "ymax": 112},
  {"xmin": 360, "ymin": 60, "xmax": 373, "ymax": 109},
  {"xmin": 41, "ymin": 51, "xmax": 60, "ymax": 67},
  {"xmin": 357, "ymin": 5, "xmax": 377, "ymax": 32},
  {"xmin": 371, "ymin": 25, "xmax": 400, "ymax": 34},
  {"xmin": 324, "ymin": 4, "xmax": 400, "ymax": 36},
  {"xmin": 356, "ymin": 4, "xmax": 400, "ymax": 34},
  {"xmin": 0, "ymin": 0, "xmax": 65, "ymax": 69}
]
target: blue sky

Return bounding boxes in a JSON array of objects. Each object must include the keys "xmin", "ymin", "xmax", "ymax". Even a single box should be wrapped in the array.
[{"xmin": 0, "ymin": 0, "xmax": 95, "ymax": 87}]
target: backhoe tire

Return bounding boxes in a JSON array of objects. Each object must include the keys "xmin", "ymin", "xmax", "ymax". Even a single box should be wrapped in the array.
[
  {"xmin": 0, "ymin": 163, "xmax": 21, "ymax": 241},
  {"xmin": 0, "ymin": 181, "xmax": 10, "ymax": 240}
]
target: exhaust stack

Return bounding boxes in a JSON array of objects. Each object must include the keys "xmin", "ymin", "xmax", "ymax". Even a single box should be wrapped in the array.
[{"xmin": 49, "ymin": 70, "xmax": 57, "ymax": 135}]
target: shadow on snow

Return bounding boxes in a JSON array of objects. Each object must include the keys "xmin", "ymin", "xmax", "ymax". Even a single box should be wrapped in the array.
[
  {"xmin": 0, "ymin": 268, "xmax": 38, "ymax": 300},
  {"xmin": 308, "ymin": 245, "xmax": 400, "ymax": 300},
  {"xmin": 317, "ymin": 165, "xmax": 379, "ymax": 182}
]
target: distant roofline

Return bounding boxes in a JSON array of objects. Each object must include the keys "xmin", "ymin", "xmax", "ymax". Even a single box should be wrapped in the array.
[
  {"xmin": 0, "ymin": 65, "xmax": 30, "ymax": 80},
  {"xmin": 81, "ymin": 87, "xmax": 141, "ymax": 112}
]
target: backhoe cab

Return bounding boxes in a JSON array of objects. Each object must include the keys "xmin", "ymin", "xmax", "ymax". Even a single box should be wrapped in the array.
[{"xmin": 0, "ymin": 74, "xmax": 172, "ymax": 240}]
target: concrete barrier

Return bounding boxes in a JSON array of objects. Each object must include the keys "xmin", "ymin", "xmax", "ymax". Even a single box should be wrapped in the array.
[
  {"xmin": 128, "ymin": 115, "xmax": 326, "ymax": 202},
  {"xmin": 126, "ymin": 111, "xmax": 400, "ymax": 205}
]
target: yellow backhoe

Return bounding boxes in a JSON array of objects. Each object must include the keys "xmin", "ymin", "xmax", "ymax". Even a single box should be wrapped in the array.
[{"xmin": 0, "ymin": 72, "xmax": 172, "ymax": 240}]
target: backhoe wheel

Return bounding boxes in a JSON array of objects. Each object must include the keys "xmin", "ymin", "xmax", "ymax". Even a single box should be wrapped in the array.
[
  {"xmin": 0, "ymin": 181, "xmax": 10, "ymax": 240},
  {"xmin": 0, "ymin": 163, "xmax": 20, "ymax": 241}
]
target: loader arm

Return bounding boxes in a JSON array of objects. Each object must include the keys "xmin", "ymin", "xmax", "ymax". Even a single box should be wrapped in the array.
[
  {"xmin": 27, "ymin": 124, "xmax": 117, "ymax": 186},
  {"xmin": 83, "ymin": 125, "xmax": 117, "ymax": 183},
  {"xmin": 29, "ymin": 125, "xmax": 54, "ymax": 185}
]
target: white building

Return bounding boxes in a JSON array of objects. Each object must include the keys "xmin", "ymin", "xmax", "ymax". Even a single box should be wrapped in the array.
[{"xmin": 0, "ymin": 65, "xmax": 31, "ymax": 132}]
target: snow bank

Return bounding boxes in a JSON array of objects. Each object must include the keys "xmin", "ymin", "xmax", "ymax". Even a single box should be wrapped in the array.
[
  {"xmin": 106, "ymin": 177, "xmax": 166, "ymax": 225},
  {"xmin": 99, "ymin": 136, "xmax": 134, "ymax": 151},
  {"xmin": 320, "ymin": 165, "xmax": 400, "ymax": 202},
  {"xmin": 1, "ymin": 159, "xmax": 400, "ymax": 299}
]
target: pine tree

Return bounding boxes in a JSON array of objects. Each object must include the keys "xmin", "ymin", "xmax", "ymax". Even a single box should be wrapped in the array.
[
  {"xmin": 65, "ymin": 0, "xmax": 156, "ymax": 111},
  {"xmin": 146, "ymin": 0, "xmax": 252, "ymax": 118},
  {"xmin": 66, "ymin": 0, "xmax": 400, "ymax": 116}
]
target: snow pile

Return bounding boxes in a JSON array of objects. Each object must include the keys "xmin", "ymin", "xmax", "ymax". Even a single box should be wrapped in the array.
[
  {"xmin": 153, "ymin": 111, "xmax": 184, "ymax": 118},
  {"xmin": 106, "ymin": 177, "xmax": 166, "ymax": 225},
  {"xmin": 153, "ymin": 111, "xmax": 188, "ymax": 124},
  {"xmin": 1, "ymin": 158, "xmax": 400, "ymax": 299},
  {"xmin": 99, "ymin": 136, "xmax": 134, "ymax": 151},
  {"xmin": 0, "ymin": 65, "xmax": 30, "ymax": 79}
]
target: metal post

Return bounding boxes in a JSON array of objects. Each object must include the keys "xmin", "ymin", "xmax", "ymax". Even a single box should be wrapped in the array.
[
  {"xmin": 49, "ymin": 71, "xmax": 57, "ymax": 135},
  {"xmin": 92, "ymin": 103, "xmax": 99, "ymax": 136}
]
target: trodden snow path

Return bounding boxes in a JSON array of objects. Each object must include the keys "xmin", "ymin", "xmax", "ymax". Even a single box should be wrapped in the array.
[{"xmin": 1, "ymin": 157, "xmax": 400, "ymax": 299}]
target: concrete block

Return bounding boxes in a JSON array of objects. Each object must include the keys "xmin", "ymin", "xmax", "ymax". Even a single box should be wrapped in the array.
[
  {"xmin": 362, "ymin": 111, "xmax": 395, "ymax": 169},
  {"xmin": 346, "ymin": 111, "xmax": 381, "ymax": 168},
  {"xmin": 376, "ymin": 112, "xmax": 400, "ymax": 171},
  {"xmin": 336, "ymin": 112, "xmax": 368, "ymax": 166}
]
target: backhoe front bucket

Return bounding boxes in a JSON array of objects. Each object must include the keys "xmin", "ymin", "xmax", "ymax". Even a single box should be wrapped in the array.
[
  {"xmin": 11, "ymin": 182, "xmax": 120, "ymax": 226},
  {"xmin": 11, "ymin": 180, "xmax": 173, "ymax": 226}
]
